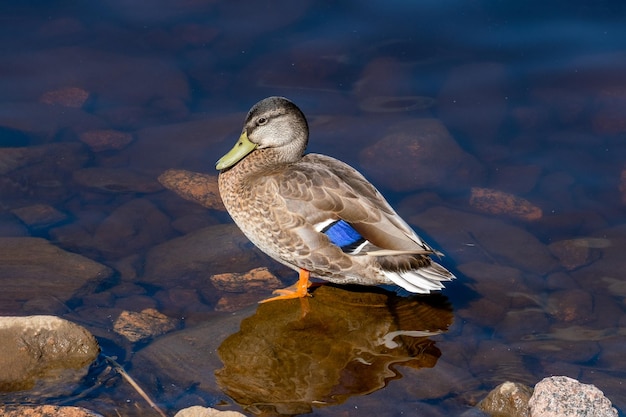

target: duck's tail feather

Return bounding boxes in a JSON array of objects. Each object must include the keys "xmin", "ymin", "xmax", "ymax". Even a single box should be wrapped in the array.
[{"xmin": 382, "ymin": 261, "xmax": 455, "ymax": 294}]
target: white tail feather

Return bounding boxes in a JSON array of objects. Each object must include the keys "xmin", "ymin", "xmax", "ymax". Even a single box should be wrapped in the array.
[{"xmin": 382, "ymin": 263, "xmax": 455, "ymax": 294}]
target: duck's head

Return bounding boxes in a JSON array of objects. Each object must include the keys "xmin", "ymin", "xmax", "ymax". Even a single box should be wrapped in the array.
[{"xmin": 216, "ymin": 96, "xmax": 309, "ymax": 170}]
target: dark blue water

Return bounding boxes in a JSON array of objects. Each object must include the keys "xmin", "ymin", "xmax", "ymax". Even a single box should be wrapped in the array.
[{"xmin": 1, "ymin": 1, "xmax": 626, "ymax": 416}]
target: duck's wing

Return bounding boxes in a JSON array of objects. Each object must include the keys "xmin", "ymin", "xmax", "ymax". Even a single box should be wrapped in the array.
[{"xmin": 269, "ymin": 153, "xmax": 437, "ymax": 256}]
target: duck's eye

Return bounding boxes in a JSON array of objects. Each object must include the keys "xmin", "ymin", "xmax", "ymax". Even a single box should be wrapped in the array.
[{"xmin": 256, "ymin": 117, "xmax": 268, "ymax": 126}]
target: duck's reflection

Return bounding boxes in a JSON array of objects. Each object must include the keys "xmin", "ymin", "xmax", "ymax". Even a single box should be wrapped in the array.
[{"xmin": 216, "ymin": 285, "xmax": 453, "ymax": 415}]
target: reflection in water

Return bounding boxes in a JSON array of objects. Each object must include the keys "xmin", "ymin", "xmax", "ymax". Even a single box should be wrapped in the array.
[{"xmin": 216, "ymin": 285, "xmax": 453, "ymax": 415}]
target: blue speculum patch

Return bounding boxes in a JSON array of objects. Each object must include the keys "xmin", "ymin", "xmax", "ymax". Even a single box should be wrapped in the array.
[{"xmin": 322, "ymin": 220, "xmax": 366, "ymax": 253}]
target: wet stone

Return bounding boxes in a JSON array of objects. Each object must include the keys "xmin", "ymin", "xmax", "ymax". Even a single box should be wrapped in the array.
[
  {"xmin": 517, "ymin": 338, "xmax": 600, "ymax": 364},
  {"xmin": 0, "ymin": 405, "xmax": 103, "ymax": 417},
  {"xmin": 410, "ymin": 206, "xmax": 558, "ymax": 275},
  {"xmin": 570, "ymin": 225, "xmax": 626, "ymax": 295},
  {"xmin": 469, "ymin": 340, "xmax": 535, "ymax": 385},
  {"xmin": 548, "ymin": 239, "xmax": 599, "ymax": 270},
  {"xmin": 458, "ymin": 297, "xmax": 507, "ymax": 328},
  {"xmin": 11, "ymin": 203, "xmax": 67, "ymax": 228},
  {"xmin": 174, "ymin": 406, "xmax": 246, "ymax": 417},
  {"xmin": 78, "ymin": 129, "xmax": 134, "ymax": 152},
  {"xmin": 0, "ymin": 316, "xmax": 100, "ymax": 392},
  {"xmin": 0, "ymin": 142, "xmax": 89, "ymax": 189},
  {"xmin": 546, "ymin": 289, "xmax": 593, "ymax": 324},
  {"xmin": 92, "ymin": 198, "xmax": 174, "ymax": 258},
  {"xmin": 529, "ymin": 376, "xmax": 618, "ymax": 417},
  {"xmin": 210, "ymin": 267, "xmax": 283, "ymax": 293},
  {"xmin": 159, "ymin": 169, "xmax": 225, "ymax": 211},
  {"xmin": 113, "ymin": 308, "xmax": 179, "ymax": 343},
  {"xmin": 477, "ymin": 381, "xmax": 532, "ymax": 417},
  {"xmin": 359, "ymin": 118, "xmax": 485, "ymax": 193},
  {"xmin": 154, "ymin": 288, "xmax": 214, "ymax": 317},
  {"xmin": 73, "ymin": 167, "xmax": 163, "ymax": 193},
  {"xmin": 0, "ymin": 237, "xmax": 113, "ymax": 306},
  {"xmin": 142, "ymin": 224, "xmax": 261, "ymax": 286},
  {"xmin": 457, "ymin": 262, "xmax": 531, "ymax": 303},
  {"xmin": 495, "ymin": 310, "xmax": 550, "ymax": 342},
  {"xmin": 469, "ymin": 187, "xmax": 542, "ymax": 221},
  {"xmin": 39, "ymin": 86, "xmax": 90, "ymax": 108},
  {"xmin": 545, "ymin": 272, "xmax": 581, "ymax": 290}
]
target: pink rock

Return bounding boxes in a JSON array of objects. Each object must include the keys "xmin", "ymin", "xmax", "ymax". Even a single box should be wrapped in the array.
[
  {"xmin": 39, "ymin": 86, "xmax": 90, "ymax": 108},
  {"xmin": 529, "ymin": 376, "xmax": 618, "ymax": 417},
  {"xmin": 79, "ymin": 129, "xmax": 134, "ymax": 152},
  {"xmin": 158, "ymin": 169, "xmax": 225, "ymax": 211},
  {"xmin": 469, "ymin": 187, "xmax": 542, "ymax": 221},
  {"xmin": 0, "ymin": 405, "xmax": 102, "ymax": 417}
]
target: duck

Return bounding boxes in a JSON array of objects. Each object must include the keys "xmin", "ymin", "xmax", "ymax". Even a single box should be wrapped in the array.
[{"xmin": 216, "ymin": 96, "xmax": 455, "ymax": 302}]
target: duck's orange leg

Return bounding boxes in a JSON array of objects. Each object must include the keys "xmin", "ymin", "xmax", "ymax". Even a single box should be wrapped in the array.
[{"xmin": 259, "ymin": 269, "xmax": 312, "ymax": 303}]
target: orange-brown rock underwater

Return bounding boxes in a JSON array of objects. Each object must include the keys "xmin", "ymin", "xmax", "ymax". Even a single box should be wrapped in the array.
[
  {"xmin": 215, "ymin": 285, "xmax": 453, "ymax": 415},
  {"xmin": 214, "ymin": 96, "xmax": 455, "ymax": 301}
]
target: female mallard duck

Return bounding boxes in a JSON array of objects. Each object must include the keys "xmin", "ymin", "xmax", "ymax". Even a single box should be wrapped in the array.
[{"xmin": 216, "ymin": 96, "xmax": 455, "ymax": 302}]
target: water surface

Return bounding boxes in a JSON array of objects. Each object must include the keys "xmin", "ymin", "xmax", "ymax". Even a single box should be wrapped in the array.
[{"xmin": 1, "ymin": 1, "xmax": 625, "ymax": 416}]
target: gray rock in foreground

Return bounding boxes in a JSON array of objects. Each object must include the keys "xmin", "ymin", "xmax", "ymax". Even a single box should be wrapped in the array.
[{"xmin": 0, "ymin": 315, "xmax": 100, "ymax": 392}]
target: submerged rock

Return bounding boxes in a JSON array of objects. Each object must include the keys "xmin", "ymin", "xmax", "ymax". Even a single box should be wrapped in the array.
[
  {"xmin": 79, "ymin": 129, "xmax": 134, "ymax": 152},
  {"xmin": 359, "ymin": 118, "xmax": 484, "ymax": 192},
  {"xmin": 529, "ymin": 376, "xmax": 617, "ymax": 417},
  {"xmin": 142, "ymin": 224, "xmax": 261, "ymax": 286},
  {"xmin": 39, "ymin": 86, "xmax": 90, "ymax": 108},
  {"xmin": 158, "ymin": 169, "xmax": 225, "ymax": 211},
  {"xmin": 0, "ymin": 237, "xmax": 113, "ymax": 309},
  {"xmin": 469, "ymin": 187, "xmax": 542, "ymax": 221},
  {"xmin": 10, "ymin": 203, "xmax": 68, "ymax": 228},
  {"xmin": 0, "ymin": 316, "xmax": 100, "ymax": 392},
  {"xmin": 174, "ymin": 406, "xmax": 246, "ymax": 417},
  {"xmin": 92, "ymin": 198, "xmax": 174, "ymax": 258},
  {"xmin": 210, "ymin": 267, "xmax": 282, "ymax": 293},
  {"xmin": 548, "ymin": 239, "xmax": 599, "ymax": 270},
  {"xmin": 410, "ymin": 206, "xmax": 558, "ymax": 275},
  {"xmin": 478, "ymin": 381, "xmax": 532, "ymax": 417},
  {"xmin": 0, "ymin": 405, "xmax": 103, "ymax": 417},
  {"xmin": 113, "ymin": 308, "xmax": 179, "ymax": 343},
  {"xmin": 72, "ymin": 167, "xmax": 163, "ymax": 193}
]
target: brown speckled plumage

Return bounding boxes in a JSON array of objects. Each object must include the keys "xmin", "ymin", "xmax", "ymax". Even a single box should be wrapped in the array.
[{"xmin": 217, "ymin": 97, "xmax": 455, "ymax": 295}]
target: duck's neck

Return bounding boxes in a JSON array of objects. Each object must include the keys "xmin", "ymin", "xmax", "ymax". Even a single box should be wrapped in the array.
[{"xmin": 219, "ymin": 148, "xmax": 295, "ymax": 189}]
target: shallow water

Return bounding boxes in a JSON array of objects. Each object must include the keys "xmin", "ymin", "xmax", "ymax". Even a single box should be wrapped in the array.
[{"xmin": 1, "ymin": 1, "xmax": 626, "ymax": 416}]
